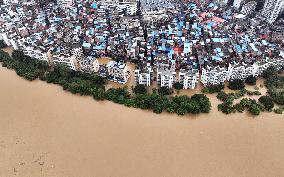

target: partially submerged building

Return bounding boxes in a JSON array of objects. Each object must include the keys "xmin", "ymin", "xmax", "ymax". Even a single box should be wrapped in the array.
[
  {"xmin": 106, "ymin": 60, "xmax": 130, "ymax": 84},
  {"xmin": 80, "ymin": 56, "xmax": 100, "ymax": 73},
  {"xmin": 134, "ymin": 62, "xmax": 153, "ymax": 86},
  {"xmin": 0, "ymin": 0, "xmax": 283, "ymax": 89},
  {"xmin": 179, "ymin": 67, "xmax": 199, "ymax": 89}
]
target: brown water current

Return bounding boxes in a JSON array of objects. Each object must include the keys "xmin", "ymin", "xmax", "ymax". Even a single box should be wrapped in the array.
[{"xmin": 0, "ymin": 65, "xmax": 284, "ymax": 177}]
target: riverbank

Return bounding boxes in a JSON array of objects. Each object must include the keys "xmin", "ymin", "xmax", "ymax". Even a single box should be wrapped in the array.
[
  {"xmin": 1, "ymin": 63, "xmax": 284, "ymax": 177},
  {"xmin": 1, "ymin": 47, "xmax": 283, "ymax": 117}
]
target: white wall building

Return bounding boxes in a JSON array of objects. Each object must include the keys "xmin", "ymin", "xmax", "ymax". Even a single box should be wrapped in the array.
[
  {"xmin": 107, "ymin": 61, "xmax": 130, "ymax": 84},
  {"xmin": 262, "ymin": 0, "xmax": 284, "ymax": 23},
  {"xmin": 71, "ymin": 46, "xmax": 84, "ymax": 60},
  {"xmin": 9, "ymin": 39, "xmax": 19, "ymax": 50},
  {"xmin": 134, "ymin": 63, "xmax": 153, "ymax": 86},
  {"xmin": 52, "ymin": 54, "xmax": 78, "ymax": 71},
  {"xmin": 157, "ymin": 69, "xmax": 176, "ymax": 88},
  {"xmin": 179, "ymin": 68, "xmax": 199, "ymax": 89},
  {"xmin": 117, "ymin": 0, "xmax": 138, "ymax": 16},
  {"xmin": 160, "ymin": 72, "xmax": 176, "ymax": 88},
  {"xmin": 0, "ymin": 33, "xmax": 11, "ymax": 46},
  {"xmin": 23, "ymin": 46, "xmax": 49, "ymax": 62},
  {"xmin": 3, "ymin": 0, "xmax": 19, "ymax": 4},
  {"xmin": 80, "ymin": 56, "xmax": 100, "ymax": 73},
  {"xmin": 233, "ymin": 0, "xmax": 243, "ymax": 9},
  {"xmin": 241, "ymin": 1, "xmax": 257, "ymax": 15},
  {"xmin": 227, "ymin": 63, "xmax": 259, "ymax": 81},
  {"xmin": 57, "ymin": 0, "xmax": 74, "ymax": 8},
  {"xmin": 155, "ymin": 55, "xmax": 177, "ymax": 88},
  {"xmin": 201, "ymin": 66, "xmax": 228, "ymax": 86},
  {"xmin": 142, "ymin": 9, "xmax": 168, "ymax": 24}
]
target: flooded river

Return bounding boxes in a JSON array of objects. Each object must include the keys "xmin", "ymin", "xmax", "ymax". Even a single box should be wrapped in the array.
[{"xmin": 0, "ymin": 66, "xmax": 284, "ymax": 177}]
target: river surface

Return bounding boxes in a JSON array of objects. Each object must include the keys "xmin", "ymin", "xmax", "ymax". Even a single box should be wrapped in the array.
[{"xmin": 0, "ymin": 66, "xmax": 284, "ymax": 177}]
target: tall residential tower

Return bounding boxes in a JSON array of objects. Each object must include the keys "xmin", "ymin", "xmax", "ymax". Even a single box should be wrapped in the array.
[
  {"xmin": 262, "ymin": 0, "xmax": 284, "ymax": 23},
  {"xmin": 233, "ymin": 0, "xmax": 243, "ymax": 9},
  {"xmin": 57, "ymin": 0, "xmax": 74, "ymax": 8}
]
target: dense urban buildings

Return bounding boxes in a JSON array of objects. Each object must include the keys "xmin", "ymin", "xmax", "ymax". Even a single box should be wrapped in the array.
[{"xmin": 0, "ymin": 0, "xmax": 283, "ymax": 89}]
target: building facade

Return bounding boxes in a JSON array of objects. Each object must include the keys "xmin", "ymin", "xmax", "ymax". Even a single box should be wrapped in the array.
[
  {"xmin": 107, "ymin": 61, "xmax": 130, "ymax": 84},
  {"xmin": 233, "ymin": 0, "xmax": 243, "ymax": 9},
  {"xmin": 262, "ymin": 0, "xmax": 284, "ymax": 23},
  {"xmin": 134, "ymin": 63, "xmax": 153, "ymax": 86},
  {"xmin": 57, "ymin": 0, "xmax": 74, "ymax": 7},
  {"xmin": 179, "ymin": 68, "xmax": 199, "ymax": 89}
]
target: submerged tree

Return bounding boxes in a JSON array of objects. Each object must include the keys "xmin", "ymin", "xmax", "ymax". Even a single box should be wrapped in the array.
[
  {"xmin": 228, "ymin": 79, "xmax": 245, "ymax": 90},
  {"xmin": 133, "ymin": 84, "xmax": 147, "ymax": 95},
  {"xmin": 245, "ymin": 75, "xmax": 257, "ymax": 85},
  {"xmin": 0, "ymin": 40, "xmax": 7, "ymax": 48},
  {"xmin": 259, "ymin": 96, "xmax": 274, "ymax": 111}
]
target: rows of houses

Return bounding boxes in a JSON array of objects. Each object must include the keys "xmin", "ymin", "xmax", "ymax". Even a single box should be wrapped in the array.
[
  {"xmin": 201, "ymin": 57, "xmax": 284, "ymax": 86},
  {"xmin": 0, "ymin": 0, "xmax": 283, "ymax": 90}
]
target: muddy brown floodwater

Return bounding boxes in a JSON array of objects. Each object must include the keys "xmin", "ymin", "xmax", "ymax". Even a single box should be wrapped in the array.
[{"xmin": 0, "ymin": 65, "xmax": 284, "ymax": 177}]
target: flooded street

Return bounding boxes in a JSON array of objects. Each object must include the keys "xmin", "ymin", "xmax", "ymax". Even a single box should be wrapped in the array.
[{"xmin": 0, "ymin": 66, "xmax": 284, "ymax": 177}]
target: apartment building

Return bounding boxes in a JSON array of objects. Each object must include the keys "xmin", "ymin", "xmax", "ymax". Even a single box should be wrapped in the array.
[
  {"xmin": 80, "ymin": 56, "xmax": 100, "ymax": 73},
  {"xmin": 106, "ymin": 60, "xmax": 130, "ymax": 84},
  {"xmin": 159, "ymin": 71, "xmax": 176, "ymax": 88},
  {"xmin": 52, "ymin": 54, "xmax": 78, "ymax": 70},
  {"xmin": 23, "ymin": 46, "xmax": 49, "ymax": 62},
  {"xmin": 134, "ymin": 62, "xmax": 153, "ymax": 86},
  {"xmin": 0, "ymin": 33, "xmax": 11, "ymax": 46},
  {"xmin": 179, "ymin": 68, "xmax": 199, "ymax": 89},
  {"xmin": 57, "ymin": 0, "xmax": 74, "ymax": 8},
  {"xmin": 142, "ymin": 9, "xmax": 167, "ymax": 24},
  {"xmin": 3, "ymin": 0, "xmax": 19, "ymax": 4},
  {"xmin": 201, "ymin": 66, "xmax": 228, "ymax": 86},
  {"xmin": 156, "ymin": 65, "xmax": 176, "ymax": 88},
  {"xmin": 262, "ymin": 0, "xmax": 284, "ymax": 23},
  {"xmin": 227, "ymin": 63, "xmax": 258, "ymax": 80},
  {"xmin": 71, "ymin": 45, "xmax": 84, "ymax": 61},
  {"xmin": 117, "ymin": 0, "xmax": 138, "ymax": 16},
  {"xmin": 233, "ymin": 0, "xmax": 243, "ymax": 9},
  {"xmin": 241, "ymin": 1, "xmax": 257, "ymax": 15}
]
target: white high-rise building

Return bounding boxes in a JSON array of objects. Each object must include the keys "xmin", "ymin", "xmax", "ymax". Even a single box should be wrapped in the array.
[
  {"xmin": 57, "ymin": 0, "xmax": 74, "ymax": 8},
  {"xmin": 241, "ymin": 1, "xmax": 257, "ymax": 15},
  {"xmin": 3, "ymin": 0, "xmax": 19, "ymax": 4},
  {"xmin": 117, "ymin": 0, "xmax": 138, "ymax": 16},
  {"xmin": 262, "ymin": 0, "xmax": 284, "ymax": 23},
  {"xmin": 233, "ymin": 0, "xmax": 243, "ymax": 9}
]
